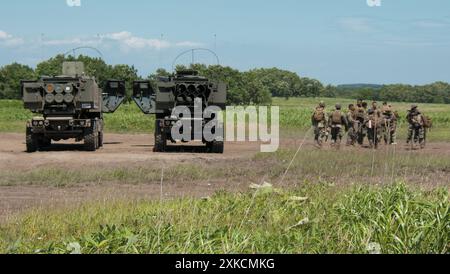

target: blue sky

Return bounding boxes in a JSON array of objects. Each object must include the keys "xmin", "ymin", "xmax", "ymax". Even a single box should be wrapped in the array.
[{"xmin": 0, "ymin": 0, "xmax": 449, "ymax": 85}]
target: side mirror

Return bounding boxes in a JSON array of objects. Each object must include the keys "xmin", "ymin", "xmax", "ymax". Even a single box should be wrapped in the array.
[
  {"xmin": 132, "ymin": 81, "xmax": 156, "ymax": 114},
  {"xmin": 102, "ymin": 80, "xmax": 126, "ymax": 113}
]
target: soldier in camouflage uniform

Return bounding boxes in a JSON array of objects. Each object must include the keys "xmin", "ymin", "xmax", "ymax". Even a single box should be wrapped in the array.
[
  {"xmin": 357, "ymin": 101, "xmax": 369, "ymax": 146},
  {"xmin": 371, "ymin": 101, "xmax": 382, "ymax": 118},
  {"xmin": 365, "ymin": 108, "xmax": 382, "ymax": 149},
  {"xmin": 346, "ymin": 104, "xmax": 358, "ymax": 146},
  {"xmin": 311, "ymin": 101, "xmax": 328, "ymax": 148},
  {"xmin": 406, "ymin": 105, "xmax": 426, "ymax": 149},
  {"xmin": 381, "ymin": 102, "xmax": 399, "ymax": 145},
  {"xmin": 328, "ymin": 104, "xmax": 348, "ymax": 149}
]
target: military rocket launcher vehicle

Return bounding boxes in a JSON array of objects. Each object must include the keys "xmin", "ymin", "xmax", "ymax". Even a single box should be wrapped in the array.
[
  {"xmin": 132, "ymin": 70, "xmax": 227, "ymax": 153},
  {"xmin": 22, "ymin": 61, "xmax": 125, "ymax": 152}
]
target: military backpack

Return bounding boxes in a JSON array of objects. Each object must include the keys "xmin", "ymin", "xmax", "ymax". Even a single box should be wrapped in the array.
[
  {"xmin": 331, "ymin": 111, "xmax": 343, "ymax": 124},
  {"xmin": 422, "ymin": 115, "xmax": 433, "ymax": 128},
  {"xmin": 313, "ymin": 108, "xmax": 325, "ymax": 122}
]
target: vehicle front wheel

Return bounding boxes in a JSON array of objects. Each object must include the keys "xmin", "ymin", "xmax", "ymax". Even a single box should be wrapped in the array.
[
  {"xmin": 26, "ymin": 128, "xmax": 39, "ymax": 153},
  {"xmin": 84, "ymin": 122, "xmax": 98, "ymax": 152},
  {"xmin": 98, "ymin": 131, "xmax": 104, "ymax": 148}
]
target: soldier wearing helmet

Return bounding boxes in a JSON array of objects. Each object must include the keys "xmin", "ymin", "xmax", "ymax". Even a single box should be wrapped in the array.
[
  {"xmin": 381, "ymin": 101, "xmax": 399, "ymax": 145},
  {"xmin": 365, "ymin": 107, "xmax": 382, "ymax": 149},
  {"xmin": 328, "ymin": 103, "xmax": 348, "ymax": 149},
  {"xmin": 406, "ymin": 105, "xmax": 426, "ymax": 149},
  {"xmin": 311, "ymin": 101, "xmax": 328, "ymax": 148}
]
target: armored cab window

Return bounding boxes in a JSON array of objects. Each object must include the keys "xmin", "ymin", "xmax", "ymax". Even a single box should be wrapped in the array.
[
  {"xmin": 109, "ymin": 82, "xmax": 119, "ymax": 89},
  {"xmin": 140, "ymin": 83, "xmax": 149, "ymax": 89}
]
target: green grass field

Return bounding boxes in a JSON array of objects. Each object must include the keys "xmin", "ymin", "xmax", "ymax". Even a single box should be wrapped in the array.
[
  {"xmin": 0, "ymin": 183, "xmax": 447, "ymax": 254},
  {"xmin": 1, "ymin": 98, "xmax": 449, "ymax": 139}
]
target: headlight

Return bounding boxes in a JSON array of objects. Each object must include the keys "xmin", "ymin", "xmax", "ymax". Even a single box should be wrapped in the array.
[
  {"xmin": 64, "ymin": 84, "xmax": 73, "ymax": 93},
  {"xmin": 45, "ymin": 84, "xmax": 55, "ymax": 94},
  {"xmin": 64, "ymin": 94, "xmax": 74, "ymax": 103},
  {"xmin": 45, "ymin": 93, "xmax": 55, "ymax": 103},
  {"xmin": 54, "ymin": 94, "xmax": 64, "ymax": 103},
  {"xmin": 38, "ymin": 121, "xmax": 44, "ymax": 126},
  {"xmin": 55, "ymin": 84, "xmax": 64, "ymax": 94}
]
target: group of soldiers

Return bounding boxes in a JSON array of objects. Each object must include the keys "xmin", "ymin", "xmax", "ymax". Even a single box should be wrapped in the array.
[{"xmin": 311, "ymin": 100, "xmax": 431, "ymax": 149}]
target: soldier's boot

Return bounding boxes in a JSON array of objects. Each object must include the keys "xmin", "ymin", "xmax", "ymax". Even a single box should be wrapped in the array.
[
  {"xmin": 419, "ymin": 139, "xmax": 426, "ymax": 149},
  {"xmin": 315, "ymin": 139, "xmax": 322, "ymax": 149},
  {"xmin": 346, "ymin": 137, "xmax": 353, "ymax": 146}
]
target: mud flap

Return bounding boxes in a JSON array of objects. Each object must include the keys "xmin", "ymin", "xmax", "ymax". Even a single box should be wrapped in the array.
[
  {"xmin": 102, "ymin": 80, "xmax": 126, "ymax": 113},
  {"xmin": 132, "ymin": 81, "xmax": 156, "ymax": 114}
]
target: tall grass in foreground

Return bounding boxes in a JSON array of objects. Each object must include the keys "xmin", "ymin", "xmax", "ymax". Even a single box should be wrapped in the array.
[{"xmin": 0, "ymin": 183, "xmax": 448, "ymax": 254}]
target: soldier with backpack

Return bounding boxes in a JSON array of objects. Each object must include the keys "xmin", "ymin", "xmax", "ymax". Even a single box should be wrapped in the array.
[
  {"xmin": 365, "ymin": 108, "xmax": 382, "ymax": 149},
  {"xmin": 381, "ymin": 102, "xmax": 399, "ymax": 145},
  {"xmin": 328, "ymin": 104, "xmax": 349, "ymax": 148},
  {"xmin": 311, "ymin": 101, "xmax": 328, "ymax": 148},
  {"xmin": 346, "ymin": 104, "xmax": 358, "ymax": 146},
  {"xmin": 357, "ymin": 101, "xmax": 369, "ymax": 146},
  {"xmin": 406, "ymin": 105, "xmax": 429, "ymax": 149}
]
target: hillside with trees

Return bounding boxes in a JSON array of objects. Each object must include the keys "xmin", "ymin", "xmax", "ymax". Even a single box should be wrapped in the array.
[{"xmin": 1, "ymin": 55, "xmax": 449, "ymax": 105}]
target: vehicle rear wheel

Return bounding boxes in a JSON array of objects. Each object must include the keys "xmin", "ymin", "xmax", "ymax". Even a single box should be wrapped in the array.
[
  {"xmin": 26, "ymin": 128, "xmax": 39, "ymax": 153},
  {"xmin": 211, "ymin": 141, "xmax": 224, "ymax": 154},
  {"xmin": 207, "ymin": 126, "xmax": 224, "ymax": 154},
  {"xmin": 84, "ymin": 121, "xmax": 98, "ymax": 152}
]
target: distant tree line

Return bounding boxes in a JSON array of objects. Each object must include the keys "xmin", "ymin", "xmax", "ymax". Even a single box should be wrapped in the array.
[
  {"xmin": 327, "ymin": 83, "xmax": 450, "ymax": 104},
  {"xmin": 1, "ymin": 55, "xmax": 449, "ymax": 105}
]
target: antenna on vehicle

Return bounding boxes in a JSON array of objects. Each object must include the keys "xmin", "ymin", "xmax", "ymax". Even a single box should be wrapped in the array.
[
  {"xmin": 63, "ymin": 46, "xmax": 104, "ymax": 59},
  {"xmin": 171, "ymin": 48, "xmax": 220, "ymax": 72}
]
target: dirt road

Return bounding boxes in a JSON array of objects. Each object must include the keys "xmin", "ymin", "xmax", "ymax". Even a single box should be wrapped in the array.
[
  {"xmin": 0, "ymin": 133, "xmax": 449, "ymax": 220},
  {"xmin": 0, "ymin": 133, "xmax": 261, "ymax": 220}
]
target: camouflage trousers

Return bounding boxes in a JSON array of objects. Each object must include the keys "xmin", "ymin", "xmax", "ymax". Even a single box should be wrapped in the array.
[
  {"xmin": 356, "ymin": 121, "xmax": 366, "ymax": 145},
  {"xmin": 407, "ymin": 125, "xmax": 426, "ymax": 148},
  {"xmin": 367, "ymin": 127, "xmax": 381, "ymax": 149},
  {"xmin": 347, "ymin": 122, "xmax": 359, "ymax": 146},
  {"xmin": 314, "ymin": 124, "xmax": 327, "ymax": 146},
  {"xmin": 382, "ymin": 120, "xmax": 397, "ymax": 145},
  {"xmin": 330, "ymin": 126, "xmax": 343, "ymax": 146}
]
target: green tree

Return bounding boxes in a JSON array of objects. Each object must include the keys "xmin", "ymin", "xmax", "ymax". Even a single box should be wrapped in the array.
[
  {"xmin": 36, "ymin": 54, "xmax": 113, "ymax": 85},
  {"xmin": 0, "ymin": 63, "xmax": 36, "ymax": 99},
  {"xmin": 109, "ymin": 64, "xmax": 140, "ymax": 100}
]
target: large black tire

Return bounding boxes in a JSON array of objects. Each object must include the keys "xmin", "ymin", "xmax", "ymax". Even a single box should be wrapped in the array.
[
  {"xmin": 26, "ymin": 128, "xmax": 39, "ymax": 153},
  {"xmin": 42, "ymin": 137, "xmax": 51, "ymax": 148},
  {"xmin": 154, "ymin": 120, "xmax": 166, "ymax": 152},
  {"xmin": 84, "ymin": 121, "xmax": 98, "ymax": 152},
  {"xmin": 210, "ymin": 141, "xmax": 224, "ymax": 154},
  {"xmin": 98, "ymin": 131, "xmax": 104, "ymax": 148},
  {"xmin": 208, "ymin": 126, "xmax": 224, "ymax": 154}
]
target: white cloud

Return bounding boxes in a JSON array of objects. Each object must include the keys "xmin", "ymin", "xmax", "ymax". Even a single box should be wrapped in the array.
[
  {"xmin": 338, "ymin": 17, "xmax": 373, "ymax": 33},
  {"xmin": 0, "ymin": 30, "xmax": 11, "ymax": 39},
  {"xmin": 0, "ymin": 30, "xmax": 24, "ymax": 46},
  {"xmin": 412, "ymin": 20, "xmax": 449, "ymax": 29},
  {"xmin": 175, "ymin": 41, "xmax": 203, "ymax": 47},
  {"xmin": 103, "ymin": 31, "xmax": 203, "ymax": 50},
  {"xmin": 42, "ymin": 37, "xmax": 98, "ymax": 46},
  {"xmin": 0, "ymin": 30, "xmax": 203, "ymax": 52}
]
